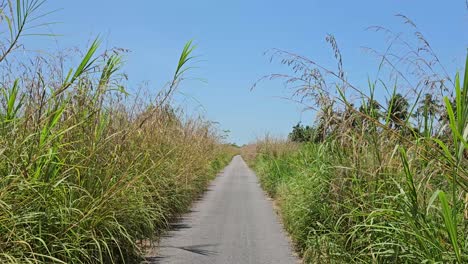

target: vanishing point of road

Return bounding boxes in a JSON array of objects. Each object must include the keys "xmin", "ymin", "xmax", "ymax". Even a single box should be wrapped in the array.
[{"xmin": 145, "ymin": 155, "xmax": 298, "ymax": 264}]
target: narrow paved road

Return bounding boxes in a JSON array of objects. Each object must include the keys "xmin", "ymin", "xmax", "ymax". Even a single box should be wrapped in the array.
[{"xmin": 145, "ymin": 155, "xmax": 298, "ymax": 264}]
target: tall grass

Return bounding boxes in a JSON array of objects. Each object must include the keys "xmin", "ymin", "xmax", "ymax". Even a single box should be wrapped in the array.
[
  {"xmin": 251, "ymin": 18, "xmax": 467, "ymax": 263},
  {"xmin": 0, "ymin": 1, "xmax": 235, "ymax": 263}
]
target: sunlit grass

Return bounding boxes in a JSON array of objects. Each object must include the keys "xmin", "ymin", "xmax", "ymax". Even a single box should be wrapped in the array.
[
  {"xmin": 251, "ymin": 43, "xmax": 468, "ymax": 263},
  {"xmin": 0, "ymin": 1, "xmax": 236, "ymax": 263}
]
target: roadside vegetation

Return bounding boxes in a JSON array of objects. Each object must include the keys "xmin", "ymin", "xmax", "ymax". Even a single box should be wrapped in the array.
[
  {"xmin": 0, "ymin": 1, "xmax": 235, "ymax": 263},
  {"xmin": 251, "ymin": 18, "xmax": 468, "ymax": 263}
]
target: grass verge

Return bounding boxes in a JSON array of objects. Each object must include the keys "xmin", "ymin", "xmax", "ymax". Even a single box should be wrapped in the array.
[
  {"xmin": 0, "ymin": 2, "xmax": 237, "ymax": 263},
  {"xmin": 250, "ymin": 55, "xmax": 468, "ymax": 263}
]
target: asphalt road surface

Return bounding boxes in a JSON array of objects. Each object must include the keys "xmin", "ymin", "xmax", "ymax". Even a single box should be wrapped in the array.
[{"xmin": 145, "ymin": 155, "xmax": 298, "ymax": 264}]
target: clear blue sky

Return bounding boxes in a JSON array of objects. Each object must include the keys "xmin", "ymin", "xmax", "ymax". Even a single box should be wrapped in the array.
[{"xmin": 26, "ymin": 0, "xmax": 467, "ymax": 144}]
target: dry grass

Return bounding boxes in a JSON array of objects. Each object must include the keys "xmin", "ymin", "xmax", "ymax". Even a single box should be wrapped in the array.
[
  {"xmin": 0, "ymin": 1, "xmax": 234, "ymax": 263},
  {"xmin": 250, "ymin": 16, "xmax": 467, "ymax": 263}
]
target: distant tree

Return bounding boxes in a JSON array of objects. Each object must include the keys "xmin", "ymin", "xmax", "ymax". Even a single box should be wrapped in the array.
[
  {"xmin": 386, "ymin": 93, "xmax": 409, "ymax": 129},
  {"xmin": 359, "ymin": 99, "xmax": 381, "ymax": 120},
  {"xmin": 356, "ymin": 99, "xmax": 382, "ymax": 130},
  {"xmin": 415, "ymin": 93, "xmax": 440, "ymax": 136},
  {"xmin": 289, "ymin": 123, "xmax": 314, "ymax": 142},
  {"xmin": 417, "ymin": 93, "xmax": 439, "ymax": 117}
]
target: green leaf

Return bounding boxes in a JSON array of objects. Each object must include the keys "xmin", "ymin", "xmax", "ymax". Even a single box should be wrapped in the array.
[
  {"xmin": 438, "ymin": 191, "xmax": 461, "ymax": 263},
  {"xmin": 71, "ymin": 38, "xmax": 101, "ymax": 82}
]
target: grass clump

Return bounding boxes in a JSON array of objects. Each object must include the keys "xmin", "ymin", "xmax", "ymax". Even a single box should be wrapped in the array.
[
  {"xmin": 251, "ymin": 19, "xmax": 467, "ymax": 263},
  {"xmin": 0, "ymin": 1, "xmax": 235, "ymax": 263},
  {"xmin": 255, "ymin": 125, "xmax": 468, "ymax": 263}
]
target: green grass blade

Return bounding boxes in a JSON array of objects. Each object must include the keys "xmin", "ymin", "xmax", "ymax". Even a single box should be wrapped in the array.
[{"xmin": 438, "ymin": 191, "xmax": 461, "ymax": 263}]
